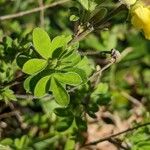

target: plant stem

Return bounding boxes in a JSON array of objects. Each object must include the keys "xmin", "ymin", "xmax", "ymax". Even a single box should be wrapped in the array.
[
  {"xmin": 83, "ymin": 122, "xmax": 150, "ymax": 147},
  {"xmin": 68, "ymin": 27, "xmax": 94, "ymax": 46},
  {"xmin": 0, "ymin": 0, "xmax": 70, "ymax": 21}
]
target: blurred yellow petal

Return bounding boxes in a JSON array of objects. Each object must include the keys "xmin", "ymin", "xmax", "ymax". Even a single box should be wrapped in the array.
[
  {"xmin": 143, "ymin": 25, "xmax": 150, "ymax": 40},
  {"xmin": 131, "ymin": 15, "xmax": 144, "ymax": 29},
  {"xmin": 131, "ymin": 3, "xmax": 150, "ymax": 40}
]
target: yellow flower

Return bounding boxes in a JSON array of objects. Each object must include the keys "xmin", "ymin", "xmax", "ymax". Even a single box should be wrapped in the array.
[{"xmin": 131, "ymin": 3, "xmax": 150, "ymax": 40}]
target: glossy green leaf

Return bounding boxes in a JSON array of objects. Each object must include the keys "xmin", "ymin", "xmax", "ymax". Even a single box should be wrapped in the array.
[
  {"xmin": 50, "ymin": 77, "xmax": 69, "ymax": 106},
  {"xmin": 33, "ymin": 28, "xmax": 51, "ymax": 59},
  {"xmin": 22, "ymin": 58, "xmax": 47, "ymax": 75},
  {"xmin": 34, "ymin": 76, "xmax": 50, "ymax": 97},
  {"xmin": 54, "ymin": 72, "xmax": 82, "ymax": 86}
]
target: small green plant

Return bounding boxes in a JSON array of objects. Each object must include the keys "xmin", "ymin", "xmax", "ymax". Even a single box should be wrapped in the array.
[
  {"xmin": 17, "ymin": 27, "xmax": 87, "ymax": 106},
  {"xmin": 0, "ymin": 0, "xmax": 150, "ymax": 149}
]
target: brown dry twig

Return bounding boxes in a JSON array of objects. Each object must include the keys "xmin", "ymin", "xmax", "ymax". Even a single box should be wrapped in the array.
[
  {"xmin": 0, "ymin": 0, "xmax": 70, "ymax": 21},
  {"xmin": 83, "ymin": 122, "xmax": 150, "ymax": 147},
  {"xmin": 38, "ymin": 0, "xmax": 45, "ymax": 27},
  {"xmin": 0, "ymin": 111, "xmax": 17, "ymax": 119}
]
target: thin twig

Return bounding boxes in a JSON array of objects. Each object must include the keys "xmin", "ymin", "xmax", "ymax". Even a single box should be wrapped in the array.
[
  {"xmin": 0, "ymin": 111, "xmax": 17, "ymax": 119},
  {"xmin": 68, "ymin": 27, "xmax": 94, "ymax": 46},
  {"xmin": 108, "ymin": 138, "xmax": 128, "ymax": 150},
  {"xmin": 15, "ymin": 94, "xmax": 36, "ymax": 100},
  {"xmin": 121, "ymin": 91, "xmax": 142, "ymax": 106},
  {"xmin": 8, "ymin": 102, "xmax": 27, "ymax": 129},
  {"xmin": 89, "ymin": 58, "xmax": 115, "ymax": 82},
  {"xmin": 79, "ymin": 50, "xmax": 112, "ymax": 56},
  {"xmin": 0, "ymin": 74, "xmax": 26, "ymax": 89},
  {"xmin": 38, "ymin": 0, "xmax": 45, "ymax": 27},
  {"xmin": 83, "ymin": 122, "xmax": 150, "ymax": 147},
  {"xmin": 68, "ymin": 58, "xmax": 115, "ymax": 94},
  {"xmin": 0, "ymin": 0, "xmax": 70, "ymax": 21}
]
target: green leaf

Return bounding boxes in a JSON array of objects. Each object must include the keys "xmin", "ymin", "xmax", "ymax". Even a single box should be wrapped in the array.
[
  {"xmin": 60, "ymin": 51, "xmax": 81, "ymax": 68},
  {"xmin": 28, "ymin": 70, "xmax": 53, "ymax": 93},
  {"xmin": 1, "ymin": 88, "xmax": 17, "ymax": 102},
  {"xmin": 34, "ymin": 76, "xmax": 50, "ymax": 97},
  {"xmin": 78, "ymin": 0, "xmax": 97, "ymax": 11},
  {"xmin": 76, "ymin": 56, "xmax": 94, "ymax": 76},
  {"xmin": 64, "ymin": 68, "xmax": 88, "ymax": 84},
  {"xmin": 69, "ymin": 7, "xmax": 80, "ymax": 22},
  {"xmin": 56, "ymin": 116, "xmax": 74, "ymax": 132},
  {"xmin": 64, "ymin": 138, "xmax": 75, "ymax": 150},
  {"xmin": 50, "ymin": 77, "xmax": 69, "ymax": 106},
  {"xmin": 22, "ymin": 59, "xmax": 47, "ymax": 75},
  {"xmin": 51, "ymin": 35, "xmax": 72, "ymax": 57},
  {"xmin": 41, "ymin": 100, "xmax": 60, "ymax": 116},
  {"xmin": 23, "ymin": 70, "xmax": 53, "ymax": 94},
  {"xmin": 51, "ymin": 36, "xmax": 66, "ymax": 52},
  {"xmin": 70, "ymin": 15, "xmax": 79, "ymax": 22},
  {"xmin": 92, "ymin": 82, "xmax": 108, "ymax": 96},
  {"xmin": 54, "ymin": 72, "xmax": 82, "ymax": 86},
  {"xmin": 0, "ymin": 138, "xmax": 13, "ymax": 145},
  {"xmin": 14, "ymin": 135, "xmax": 29, "ymax": 149},
  {"xmin": 24, "ymin": 76, "xmax": 33, "ymax": 92},
  {"xmin": 75, "ymin": 117, "xmax": 87, "ymax": 131},
  {"xmin": 87, "ymin": 111, "xmax": 97, "ymax": 118},
  {"xmin": 54, "ymin": 108, "xmax": 73, "ymax": 117},
  {"xmin": 33, "ymin": 27, "xmax": 51, "ymax": 59},
  {"xmin": 78, "ymin": 0, "xmax": 89, "ymax": 10},
  {"xmin": 16, "ymin": 54, "xmax": 29, "ymax": 69},
  {"xmin": 0, "ymin": 144, "xmax": 11, "ymax": 150}
]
